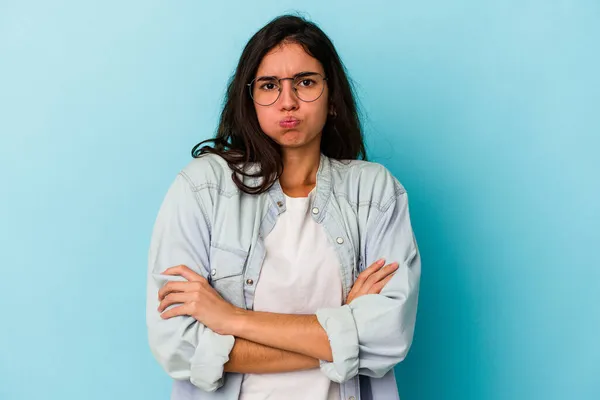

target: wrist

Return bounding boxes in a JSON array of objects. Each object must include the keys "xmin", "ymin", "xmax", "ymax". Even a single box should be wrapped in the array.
[{"xmin": 229, "ymin": 307, "xmax": 250, "ymax": 337}]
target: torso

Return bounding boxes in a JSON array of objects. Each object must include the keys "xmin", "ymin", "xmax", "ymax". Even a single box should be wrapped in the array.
[{"xmin": 239, "ymin": 188, "xmax": 342, "ymax": 400}]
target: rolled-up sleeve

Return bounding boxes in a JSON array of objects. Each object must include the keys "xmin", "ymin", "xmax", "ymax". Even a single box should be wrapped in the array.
[
  {"xmin": 316, "ymin": 182, "xmax": 421, "ymax": 382},
  {"xmin": 146, "ymin": 172, "xmax": 235, "ymax": 392}
]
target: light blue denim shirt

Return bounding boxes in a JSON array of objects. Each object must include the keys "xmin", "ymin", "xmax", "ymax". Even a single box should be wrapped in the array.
[{"xmin": 146, "ymin": 152, "xmax": 421, "ymax": 400}]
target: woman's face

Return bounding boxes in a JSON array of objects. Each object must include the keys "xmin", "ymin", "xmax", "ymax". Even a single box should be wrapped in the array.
[{"xmin": 252, "ymin": 42, "xmax": 329, "ymax": 151}]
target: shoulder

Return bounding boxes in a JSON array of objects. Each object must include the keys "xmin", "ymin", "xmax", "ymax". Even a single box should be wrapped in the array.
[
  {"xmin": 178, "ymin": 153, "xmax": 244, "ymax": 195},
  {"xmin": 181, "ymin": 152, "xmax": 229, "ymax": 177},
  {"xmin": 330, "ymin": 158, "xmax": 407, "ymax": 211}
]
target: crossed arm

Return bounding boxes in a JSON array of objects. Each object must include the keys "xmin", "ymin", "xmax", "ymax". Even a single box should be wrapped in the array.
[
  {"xmin": 156, "ymin": 259, "xmax": 398, "ymax": 374},
  {"xmin": 147, "ymin": 173, "xmax": 420, "ymax": 390},
  {"xmin": 224, "ymin": 338, "xmax": 319, "ymax": 374}
]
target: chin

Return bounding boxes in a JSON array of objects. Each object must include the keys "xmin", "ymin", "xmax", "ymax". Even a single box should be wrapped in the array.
[
  {"xmin": 283, "ymin": 128, "xmax": 322, "ymax": 145},
  {"xmin": 276, "ymin": 130, "xmax": 305, "ymax": 145}
]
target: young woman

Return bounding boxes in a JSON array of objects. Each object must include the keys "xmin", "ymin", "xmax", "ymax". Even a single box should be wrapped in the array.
[{"xmin": 147, "ymin": 15, "xmax": 421, "ymax": 400}]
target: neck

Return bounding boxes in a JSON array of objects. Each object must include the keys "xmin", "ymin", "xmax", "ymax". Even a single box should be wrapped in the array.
[{"xmin": 279, "ymin": 145, "xmax": 321, "ymax": 197}]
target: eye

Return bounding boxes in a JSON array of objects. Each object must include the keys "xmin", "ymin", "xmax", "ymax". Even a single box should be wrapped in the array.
[
  {"xmin": 298, "ymin": 79, "xmax": 316, "ymax": 87},
  {"xmin": 259, "ymin": 82, "xmax": 279, "ymax": 91}
]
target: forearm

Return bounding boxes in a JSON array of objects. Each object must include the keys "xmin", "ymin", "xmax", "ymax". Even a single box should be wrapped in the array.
[
  {"xmin": 231, "ymin": 310, "xmax": 333, "ymax": 362},
  {"xmin": 224, "ymin": 337, "xmax": 319, "ymax": 374}
]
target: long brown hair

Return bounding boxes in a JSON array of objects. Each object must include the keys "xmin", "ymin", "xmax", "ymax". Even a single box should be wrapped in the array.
[{"xmin": 191, "ymin": 14, "xmax": 367, "ymax": 194}]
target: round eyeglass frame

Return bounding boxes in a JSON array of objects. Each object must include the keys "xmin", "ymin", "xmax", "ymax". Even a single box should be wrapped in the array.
[{"xmin": 246, "ymin": 73, "xmax": 328, "ymax": 106}]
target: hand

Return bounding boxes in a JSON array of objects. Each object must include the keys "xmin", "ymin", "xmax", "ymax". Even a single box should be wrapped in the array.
[
  {"xmin": 345, "ymin": 259, "xmax": 398, "ymax": 304},
  {"xmin": 157, "ymin": 265, "xmax": 242, "ymax": 335}
]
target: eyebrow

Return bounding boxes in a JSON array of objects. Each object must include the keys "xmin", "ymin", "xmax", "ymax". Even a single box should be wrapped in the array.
[{"xmin": 255, "ymin": 71, "xmax": 321, "ymax": 81}]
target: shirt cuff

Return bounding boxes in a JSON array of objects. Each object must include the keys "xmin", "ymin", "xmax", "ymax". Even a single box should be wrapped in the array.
[
  {"xmin": 315, "ymin": 304, "xmax": 360, "ymax": 382},
  {"xmin": 189, "ymin": 331, "xmax": 235, "ymax": 392}
]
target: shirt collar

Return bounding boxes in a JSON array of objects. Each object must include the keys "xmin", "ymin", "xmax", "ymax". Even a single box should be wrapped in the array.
[{"xmin": 267, "ymin": 152, "xmax": 332, "ymax": 220}]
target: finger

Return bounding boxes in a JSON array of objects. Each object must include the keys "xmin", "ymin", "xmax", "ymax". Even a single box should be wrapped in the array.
[
  {"xmin": 345, "ymin": 285, "xmax": 357, "ymax": 301},
  {"xmin": 162, "ymin": 265, "xmax": 205, "ymax": 282},
  {"xmin": 158, "ymin": 292, "xmax": 191, "ymax": 312},
  {"xmin": 366, "ymin": 262, "xmax": 399, "ymax": 286},
  {"xmin": 160, "ymin": 303, "xmax": 193, "ymax": 320},
  {"xmin": 158, "ymin": 281, "xmax": 199, "ymax": 300},
  {"xmin": 353, "ymin": 258, "xmax": 386, "ymax": 292},
  {"xmin": 368, "ymin": 272, "xmax": 396, "ymax": 294},
  {"xmin": 362, "ymin": 258, "xmax": 386, "ymax": 275},
  {"xmin": 345, "ymin": 290, "xmax": 359, "ymax": 304},
  {"xmin": 348, "ymin": 259, "xmax": 387, "ymax": 303}
]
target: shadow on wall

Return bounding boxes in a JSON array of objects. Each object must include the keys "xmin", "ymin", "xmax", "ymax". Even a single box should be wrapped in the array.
[
  {"xmin": 394, "ymin": 196, "xmax": 488, "ymax": 400},
  {"xmin": 371, "ymin": 110, "xmax": 492, "ymax": 399}
]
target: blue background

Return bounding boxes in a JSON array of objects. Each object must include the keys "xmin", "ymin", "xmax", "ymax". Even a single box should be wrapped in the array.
[{"xmin": 1, "ymin": 1, "xmax": 598, "ymax": 399}]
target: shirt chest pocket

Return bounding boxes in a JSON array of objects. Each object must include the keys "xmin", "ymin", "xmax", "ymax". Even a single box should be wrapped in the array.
[{"xmin": 208, "ymin": 244, "xmax": 248, "ymax": 306}]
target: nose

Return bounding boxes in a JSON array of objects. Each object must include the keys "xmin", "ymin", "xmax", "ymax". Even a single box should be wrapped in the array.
[{"xmin": 278, "ymin": 79, "xmax": 299, "ymax": 111}]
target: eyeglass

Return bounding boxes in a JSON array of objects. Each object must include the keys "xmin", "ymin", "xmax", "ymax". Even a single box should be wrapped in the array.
[{"xmin": 247, "ymin": 72, "xmax": 327, "ymax": 106}]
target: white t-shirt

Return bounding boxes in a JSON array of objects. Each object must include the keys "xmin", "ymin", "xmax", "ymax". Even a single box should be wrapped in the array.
[{"xmin": 239, "ymin": 188, "xmax": 343, "ymax": 400}]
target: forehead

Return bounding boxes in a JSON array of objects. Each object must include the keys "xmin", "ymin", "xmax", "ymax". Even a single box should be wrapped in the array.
[{"xmin": 255, "ymin": 42, "xmax": 324, "ymax": 77}]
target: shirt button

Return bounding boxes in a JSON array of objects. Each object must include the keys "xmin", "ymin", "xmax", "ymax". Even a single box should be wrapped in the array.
[
  {"xmin": 349, "ymin": 397, "xmax": 356, "ymax": 400},
  {"xmin": 277, "ymin": 201, "xmax": 284, "ymax": 207},
  {"xmin": 312, "ymin": 207, "xmax": 319, "ymax": 214},
  {"xmin": 211, "ymin": 269, "xmax": 216, "ymax": 276},
  {"xmin": 246, "ymin": 278, "xmax": 254, "ymax": 286},
  {"xmin": 336, "ymin": 237, "xmax": 344, "ymax": 244}
]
